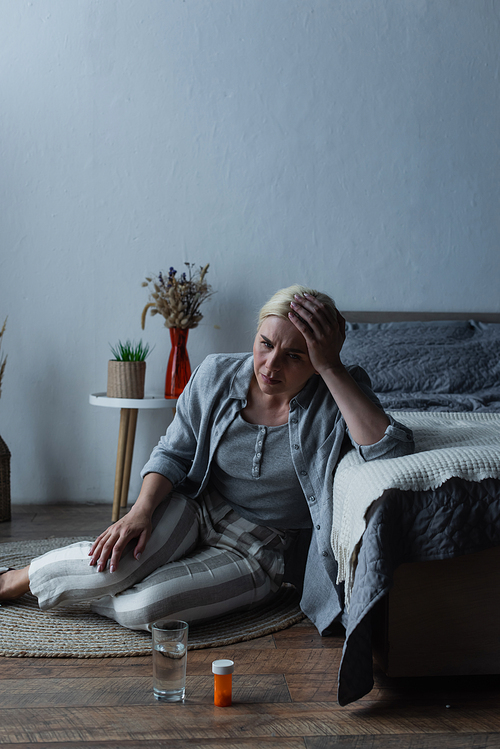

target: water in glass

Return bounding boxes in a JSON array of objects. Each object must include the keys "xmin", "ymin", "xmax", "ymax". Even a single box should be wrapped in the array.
[{"xmin": 153, "ymin": 640, "xmax": 187, "ymax": 702}]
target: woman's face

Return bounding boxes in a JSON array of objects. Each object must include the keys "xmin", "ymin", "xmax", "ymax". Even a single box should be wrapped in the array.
[{"xmin": 252, "ymin": 316, "xmax": 316, "ymax": 400}]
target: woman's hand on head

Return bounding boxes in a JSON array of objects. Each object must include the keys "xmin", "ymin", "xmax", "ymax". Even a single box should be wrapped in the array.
[
  {"xmin": 88, "ymin": 506, "xmax": 153, "ymax": 573},
  {"xmin": 289, "ymin": 293, "xmax": 390, "ymax": 445},
  {"xmin": 288, "ymin": 293, "xmax": 346, "ymax": 375}
]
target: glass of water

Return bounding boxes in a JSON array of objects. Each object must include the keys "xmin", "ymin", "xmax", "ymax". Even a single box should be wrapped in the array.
[{"xmin": 152, "ymin": 620, "xmax": 189, "ymax": 702}]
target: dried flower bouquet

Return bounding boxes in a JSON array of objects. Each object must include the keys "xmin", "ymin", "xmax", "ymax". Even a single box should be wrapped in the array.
[{"xmin": 141, "ymin": 263, "xmax": 213, "ymax": 330}]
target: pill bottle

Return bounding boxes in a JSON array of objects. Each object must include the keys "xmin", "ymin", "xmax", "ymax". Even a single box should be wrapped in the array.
[{"xmin": 212, "ymin": 659, "xmax": 234, "ymax": 707}]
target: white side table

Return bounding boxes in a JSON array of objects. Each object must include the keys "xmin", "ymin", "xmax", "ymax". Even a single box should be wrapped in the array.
[{"xmin": 89, "ymin": 393, "xmax": 177, "ymax": 522}]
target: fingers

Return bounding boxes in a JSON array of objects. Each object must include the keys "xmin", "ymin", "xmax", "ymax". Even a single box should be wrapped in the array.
[
  {"xmin": 289, "ymin": 293, "xmax": 334, "ymax": 336},
  {"xmin": 88, "ymin": 530, "xmax": 110, "ymax": 568},
  {"xmin": 108, "ymin": 540, "xmax": 127, "ymax": 574},
  {"xmin": 288, "ymin": 299, "xmax": 315, "ymax": 335},
  {"xmin": 88, "ymin": 526, "xmax": 128, "ymax": 573},
  {"xmin": 288, "ymin": 294, "xmax": 345, "ymax": 373},
  {"xmin": 89, "ymin": 530, "xmax": 115, "ymax": 572},
  {"xmin": 88, "ymin": 514, "xmax": 152, "ymax": 573},
  {"xmin": 133, "ymin": 529, "xmax": 149, "ymax": 560}
]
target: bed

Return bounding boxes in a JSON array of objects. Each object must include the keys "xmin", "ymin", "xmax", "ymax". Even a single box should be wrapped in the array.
[{"xmin": 332, "ymin": 312, "xmax": 500, "ymax": 706}]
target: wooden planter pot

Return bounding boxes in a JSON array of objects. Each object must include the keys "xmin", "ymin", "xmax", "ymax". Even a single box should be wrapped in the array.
[{"xmin": 107, "ymin": 361, "xmax": 146, "ymax": 399}]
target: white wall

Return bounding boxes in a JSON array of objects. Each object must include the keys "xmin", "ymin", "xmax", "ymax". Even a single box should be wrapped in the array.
[{"xmin": 1, "ymin": 0, "xmax": 499, "ymax": 505}]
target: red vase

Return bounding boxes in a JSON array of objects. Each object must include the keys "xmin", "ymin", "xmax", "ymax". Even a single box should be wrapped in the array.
[{"xmin": 165, "ymin": 327, "xmax": 191, "ymax": 399}]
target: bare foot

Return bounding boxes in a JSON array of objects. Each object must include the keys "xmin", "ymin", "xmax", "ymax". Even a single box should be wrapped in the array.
[{"xmin": 0, "ymin": 566, "xmax": 31, "ymax": 600}]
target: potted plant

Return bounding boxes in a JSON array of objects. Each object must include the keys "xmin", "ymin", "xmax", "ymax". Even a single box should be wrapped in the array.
[
  {"xmin": 0, "ymin": 317, "xmax": 10, "ymax": 522},
  {"xmin": 107, "ymin": 339, "xmax": 153, "ymax": 399}
]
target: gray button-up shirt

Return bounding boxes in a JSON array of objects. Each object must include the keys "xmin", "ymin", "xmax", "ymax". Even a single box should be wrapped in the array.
[{"xmin": 141, "ymin": 352, "xmax": 415, "ymax": 633}]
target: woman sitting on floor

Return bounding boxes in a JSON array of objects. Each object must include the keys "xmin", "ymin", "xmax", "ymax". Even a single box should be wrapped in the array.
[{"xmin": 0, "ymin": 285, "xmax": 414, "ymax": 633}]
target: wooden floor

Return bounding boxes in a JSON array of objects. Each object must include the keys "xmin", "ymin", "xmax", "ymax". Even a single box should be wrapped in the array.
[{"xmin": 2, "ymin": 503, "xmax": 500, "ymax": 748}]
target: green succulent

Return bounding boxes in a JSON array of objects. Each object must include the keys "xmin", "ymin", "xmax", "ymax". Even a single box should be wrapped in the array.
[{"xmin": 109, "ymin": 339, "xmax": 154, "ymax": 362}]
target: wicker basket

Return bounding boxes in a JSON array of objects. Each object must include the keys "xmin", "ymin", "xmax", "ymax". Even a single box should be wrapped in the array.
[
  {"xmin": 107, "ymin": 361, "xmax": 146, "ymax": 399},
  {"xmin": 0, "ymin": 434, "xmax": 11, "ymax": 522}
]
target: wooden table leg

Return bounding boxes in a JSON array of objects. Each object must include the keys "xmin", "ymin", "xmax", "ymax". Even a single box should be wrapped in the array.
[
  {"xmin": 112, "ymin": 409, "xmax": 131, "ymax": 522},
  {"xmin": 120, "ymin": 408, "xmax": 138, "ymax": 510}
]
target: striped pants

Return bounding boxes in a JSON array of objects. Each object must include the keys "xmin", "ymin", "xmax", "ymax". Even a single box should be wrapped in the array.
[{"xmin": 29, "ymin": 489, "xmax": 290, "ymax": 631}]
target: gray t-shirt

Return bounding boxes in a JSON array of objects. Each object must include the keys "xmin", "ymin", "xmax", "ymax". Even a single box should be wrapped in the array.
[{"xmin": 208, "ymin": 413, "xmax": 312, "ymax": 529}]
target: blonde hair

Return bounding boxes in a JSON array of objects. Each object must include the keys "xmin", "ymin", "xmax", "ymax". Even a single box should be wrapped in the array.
[{"xmin": 257, "ymin": 284, "xmax": 337, "ymax": 330}]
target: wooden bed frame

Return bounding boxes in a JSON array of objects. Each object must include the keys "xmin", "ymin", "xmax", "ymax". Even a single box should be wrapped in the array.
[{"xmin": 343, "ymin": 311, "xmax": 500, "ymax": 679}]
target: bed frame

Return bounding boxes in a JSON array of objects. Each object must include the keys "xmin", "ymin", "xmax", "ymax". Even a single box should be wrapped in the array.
[
  {"xmin": 343, "ymin": 311, "xmax": 500, "ymax": 679},
  {"xmin": 344, "ymin": 311, "xmax": 500, "ymax": 324}
]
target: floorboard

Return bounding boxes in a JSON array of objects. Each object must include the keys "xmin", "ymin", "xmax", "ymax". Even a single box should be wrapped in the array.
[
  {"xmin": 0, "ymin": 742, "xmax": 308, "ymax": 749},
  {"xmin": 306, "ymin": 737, "xmax": 500, "ymax": 749},
  {"xmin": 1, "ymin": 503, "xmax": 500, "ymax": 748}
]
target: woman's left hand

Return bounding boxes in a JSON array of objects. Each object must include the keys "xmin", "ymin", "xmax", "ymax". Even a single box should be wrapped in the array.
[{"xmin": 288, "ymin": 293, "xmax": 346, "ymax": 375}]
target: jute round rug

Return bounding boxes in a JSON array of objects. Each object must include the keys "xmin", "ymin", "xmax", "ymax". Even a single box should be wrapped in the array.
[{"xmin": 0, "ymin": 537, "xmax": 305, "ymax": 658}]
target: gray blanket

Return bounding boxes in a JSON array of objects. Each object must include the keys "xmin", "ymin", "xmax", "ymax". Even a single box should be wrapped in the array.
[
  {"xmin": 337, "ymin": 476, "xmax": 500, "ymax": 705},
  {"xmin": 342, "ymin": 319, "xmax": 500, "ymax": 412}
]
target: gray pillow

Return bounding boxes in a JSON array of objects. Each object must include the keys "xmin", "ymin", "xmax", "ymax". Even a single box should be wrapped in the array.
[{"xmin": 341, "ymin": 321, "xmax": 500, "ymax": 394}]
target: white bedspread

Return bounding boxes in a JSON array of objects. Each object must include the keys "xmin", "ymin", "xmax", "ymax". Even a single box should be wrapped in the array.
[{"xmin": 331, "ymin": 411, "xmax": 500, "ymax": 608}]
